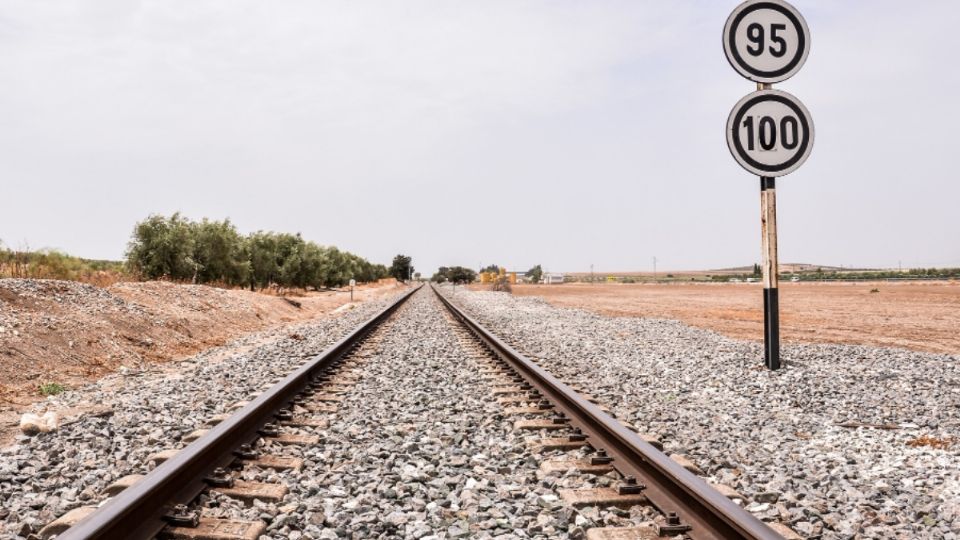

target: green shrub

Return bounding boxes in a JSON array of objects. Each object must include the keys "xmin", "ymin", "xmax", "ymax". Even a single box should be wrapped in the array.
[
  {"xmin": 433, "ymin": 266, "xmax": 476, "ymax": 283},
  {"xmin": 39, "ymin": 382, "xmax": 65, "ymax": 396},
  {"xmin": 125, "ymin": 214, "xmax": 389, "ymax": 289},
  {"xmin": 390, "ymin": 255, "xmax": 413, "ymax": 282}
]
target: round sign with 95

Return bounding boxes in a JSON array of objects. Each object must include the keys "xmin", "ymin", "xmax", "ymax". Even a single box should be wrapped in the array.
[
  {"xmin": 723, "ymin": 0, "xmax": 810, "ymax": 83},
  {"xmin": 727, "ymin": 89, "xmax": 814, "ymax": 177}
]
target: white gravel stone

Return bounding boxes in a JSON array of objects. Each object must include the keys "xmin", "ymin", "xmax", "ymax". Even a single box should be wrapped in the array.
[
  {"xmin": 202, "ymin": 288, "xmax": 645, "ymax": 538},
  {"xmin": 443, "ymin": 285, "xmax": 960, "ymax": 539},
  {"xmin": 0, "ymin": 291, "xmax": 407, "ymax": 539}
]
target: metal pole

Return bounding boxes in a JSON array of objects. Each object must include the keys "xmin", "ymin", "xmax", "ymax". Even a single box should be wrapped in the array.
[
  {"xmin": 350, "ymin": 285, "xmax": 354, "ymax": 302},
  {"xmin": 760, "ymin": 176, "xmax": 781, "ymax": 370},
  {"xmin": 753, "ymin": 81, "xmax": 781, "ymax": 371}
]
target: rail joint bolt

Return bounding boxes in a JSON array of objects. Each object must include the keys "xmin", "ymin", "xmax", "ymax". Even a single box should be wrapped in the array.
[
  {"xmin": 204, "ymin": 467, "xmax": 235, "ymax": 488},
  {"xmin": 655, "ymin": 511, "xmax": 692, "ymax": 536},
  {"xmin": 163, "ymin": 504, "xmax": 200, "ymax": 528},
  {"xmin": 618, "ymin": 475, "xmax": 646, "ymax": 495},
  {"xmin": 590, "ymin": 449, "xmax": 614, "ymax": 465}
]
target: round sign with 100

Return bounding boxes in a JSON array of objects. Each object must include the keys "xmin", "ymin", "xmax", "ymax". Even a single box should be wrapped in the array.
[{"xmin": 726, "ymin": 89, "xmax": 813, "ymax": 177}]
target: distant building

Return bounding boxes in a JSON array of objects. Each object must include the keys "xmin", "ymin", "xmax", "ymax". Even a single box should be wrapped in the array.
[{"xmin": 543, "ymin": 273, "xmax": 565, "ymax": 284}]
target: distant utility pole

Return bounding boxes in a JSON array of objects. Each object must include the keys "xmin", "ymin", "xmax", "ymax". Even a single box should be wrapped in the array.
[
  {"xmin": 899, "ymin": 260, "xmax": 902, "ymax": 272},
  {"xmin": 652, "ymin": 256, "xmax": 657, "ymax": 282},
  {"xmin": 590, "ymin": 264, "xmax": 594, "ymax": 284}
]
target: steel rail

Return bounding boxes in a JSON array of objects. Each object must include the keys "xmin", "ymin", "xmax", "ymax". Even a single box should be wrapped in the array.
[
  {"xmin": 59, "ymin": 285, "xmax": 421, "ymax": 540},
  {"xmin": 432, "ymin": 284, "xmax": 783, "ymax": 540}
]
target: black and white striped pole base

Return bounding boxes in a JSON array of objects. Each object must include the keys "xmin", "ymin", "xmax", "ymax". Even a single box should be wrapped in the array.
[{"xmin": 760, "ymin": 176, "xmax": 781, "ymax": 370}]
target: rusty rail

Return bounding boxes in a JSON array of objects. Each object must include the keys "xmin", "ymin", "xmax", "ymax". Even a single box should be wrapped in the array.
[
  {"xmin": 432, "ymin": 284, "xmax": 783, "ymax": 540},
  {"xmin": 58, "ymin": 285, "xmax": 421, "ymax": 540}
]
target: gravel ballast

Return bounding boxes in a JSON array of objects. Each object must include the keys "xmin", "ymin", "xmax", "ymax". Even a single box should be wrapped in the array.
[
  {"xmin": 3, "ymin": 286, "xmax": 651, "ymax": 540},
  {"xmin": 442, "ymin": 286, "xmax": 960, "ymax": 539},
  {"xmin": 203, "ymin": 287, "xmax": 650, "ymax": 539},
  {"xmin": 0, "ymin": 291, "xmax": 408, "ymax": 539}
]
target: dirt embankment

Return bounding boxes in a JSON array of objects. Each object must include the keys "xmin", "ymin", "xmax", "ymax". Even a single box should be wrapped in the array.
[
  {"xmin": 0, "ymin": 278, "xmax": 402, "ymax": 407},
  {"xmin": 506, "ymin": 281, "xmax": 960, "ymax": 355}
]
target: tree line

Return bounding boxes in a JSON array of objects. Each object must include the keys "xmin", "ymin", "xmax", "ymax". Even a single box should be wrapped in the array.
[
  {"xmin": 431, "ymin": 264, "xmax": 543, "ymax": 284},
  {"xmin": 431, "ymin": 266, "xmax": 477, "ymax": 283},
  {"xmin": 125, "ymin": 213, "xmax": 390, "ymax": 289}
]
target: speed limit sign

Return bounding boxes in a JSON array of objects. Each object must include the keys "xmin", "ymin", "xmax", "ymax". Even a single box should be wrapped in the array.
[
  {"xmin": 723, "ymin": 1, "xmax": 813, "ymax": 373},
  {"xmin": 727, "ymin": 89, "xmax": 813, "ymax": 177},
  {"xmin": 723, "ymin": 0, "xmax": 810, "ymax": 84}
]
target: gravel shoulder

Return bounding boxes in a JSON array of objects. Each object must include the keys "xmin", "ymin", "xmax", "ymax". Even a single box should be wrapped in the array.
[
  {"xmin": 0, "ymin": 278, "xmax": 402, "ymax": 435},
  {"xmin": 445, "ymin": 286, "xmax": 960, "ymax": 539},
  {"xmin": 0, "ymin": 288, "xmax": 409, "ymax": 539}
]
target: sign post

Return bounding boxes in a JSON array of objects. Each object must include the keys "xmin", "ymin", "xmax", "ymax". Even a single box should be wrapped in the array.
[
  {"xmin": 760, "ymin": 174, "xmax": 779, "ymax": 368},
  {"xmin": 349, "ymin": 279, "xmax": 356, "ymax": 302},
  {"xmin": 724, "ymin": 0, "xmax": 813, "ymax": 370}
]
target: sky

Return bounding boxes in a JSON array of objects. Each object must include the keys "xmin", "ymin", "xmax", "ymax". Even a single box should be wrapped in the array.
[{"xmin": 2, "ymin": 1, "xmax": 959, "ymax": 275}]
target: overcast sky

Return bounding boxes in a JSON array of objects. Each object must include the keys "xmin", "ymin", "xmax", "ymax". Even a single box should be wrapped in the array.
[{"xmin": 2, "ymin": 1, "xmax": 958, "ymax": 275}]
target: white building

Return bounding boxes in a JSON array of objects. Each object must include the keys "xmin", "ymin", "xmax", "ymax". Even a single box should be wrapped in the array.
[{"xmin": 543, "ymin": 273, "xmax": 565, "ymax": 284}]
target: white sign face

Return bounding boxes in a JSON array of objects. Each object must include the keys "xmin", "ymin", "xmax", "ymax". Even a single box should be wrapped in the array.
[
  {"xmin": 727, "ymin": 89, "xmax": 814, "ymax": 177},
  {"xmin": 349, "ymin": 279, "xmax": 356, "ymax": 287},
  {"xmin": 723, "ymin": 0, "xmax": 810, "ymax": 83}
]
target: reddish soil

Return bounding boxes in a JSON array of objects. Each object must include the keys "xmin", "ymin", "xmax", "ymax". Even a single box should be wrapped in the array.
[
  {"xmin": 505, "ymin": 281, "xmax": 960, "ymax": 355},
  {"xmin": 0, "ymin": 279, "xmax": 404, "ymax": 409}
]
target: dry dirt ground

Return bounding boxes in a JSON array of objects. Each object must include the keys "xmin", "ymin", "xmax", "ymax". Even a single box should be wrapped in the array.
[
  {"xmin": 0, "ymin": 278, "xmax": 403, "ymax": 411},
  {"xmin": 506, "ymin": 281, "xmax": 960, "ymax": 355}
]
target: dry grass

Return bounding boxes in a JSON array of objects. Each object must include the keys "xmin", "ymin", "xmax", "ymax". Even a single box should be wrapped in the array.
[
  {"xmin": 906, "ymin": 435, "xmax": 956, "ymax": 450},
  {"xmin": 490, "ymin": 276, "xmax": 513, "ymax": 292},
  {"xmin": 0, "ymin": 248, "xmax": 129, "ymax": 286}
]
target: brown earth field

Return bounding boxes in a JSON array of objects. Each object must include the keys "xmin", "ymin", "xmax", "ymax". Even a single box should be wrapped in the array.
[
  {"xmin": 0, "ymin": 278, "xmax": 406, "ymax": 410},
  {"xmin": 504, "ymin": 281, "xmax": 960, "ymax": 356}
]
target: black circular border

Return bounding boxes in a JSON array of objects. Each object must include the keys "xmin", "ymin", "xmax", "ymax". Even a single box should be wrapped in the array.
[
  {"xmin": 727, "ymin": 1, "xmax": 807, "ymax": 80},
  {"xmin": 730, "ymin": 93, "xmax": 810, "ymax": 173}
]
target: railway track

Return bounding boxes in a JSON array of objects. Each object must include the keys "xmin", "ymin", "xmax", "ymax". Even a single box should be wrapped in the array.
[
  {"xmin": 44, "ymin": 286, "xmax": 422, "ymax": 540},
  {"xmin": 433, "ymin": 285, "xmax": 791, "ymax": 540},
  {"xmin": 34, "ymin": 285, "xmax": 798, "ymax": 540}
]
